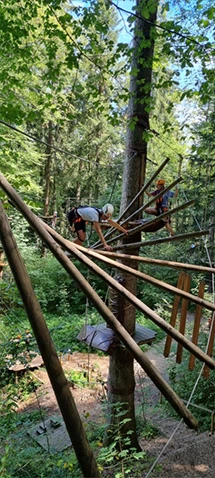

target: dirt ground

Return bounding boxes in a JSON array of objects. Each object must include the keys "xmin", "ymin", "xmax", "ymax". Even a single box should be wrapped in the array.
[
  {"xmin": 18, "ymin": 352, "xmax": 111, "ymax": 421},
  {"xmin": 17, "ymin": 344, "xmax": 215, "ymax": 478}
]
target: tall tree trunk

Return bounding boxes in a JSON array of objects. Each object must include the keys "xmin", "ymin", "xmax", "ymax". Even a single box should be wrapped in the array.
[
  {"xmin": 106, "ymin": 0, "xmax": 159, "ymax": 449},
  {"xmin": 44, "ymin": 120, "xmax": 52, "ymax": 216}
]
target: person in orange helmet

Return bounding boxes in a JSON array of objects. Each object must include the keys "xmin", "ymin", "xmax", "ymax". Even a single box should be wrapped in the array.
[{"xmin": 145, "ymin": 179, "xmax": 178, "ymax": 236}]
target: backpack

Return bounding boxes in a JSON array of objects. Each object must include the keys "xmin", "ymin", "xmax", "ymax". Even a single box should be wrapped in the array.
[{"xmin": 67, "ymin": 206, "xmax": 103, "ymax": 226}]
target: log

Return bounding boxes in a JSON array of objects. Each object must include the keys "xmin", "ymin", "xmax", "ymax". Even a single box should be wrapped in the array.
[
  {"xmin": 176, "ymin": 274, "xmax": 191, "ymax": 363},
  {"xmin": 93, "ymin": 157, "xmax": 171, "ymax": 246},
  {"xmin": 39, "ymin": 225, "xmax": 215, "ymax": 370},
  {"xmin": 0, "ymin": 201, "xmax": 101, "ymax": 478},
  {"xmin": 203, "ymin": 313, "xmax": 215, "ymax": 379},
  {"xmin": 120, "ymin": 176, "xmax": 183, "ymax": 226},
  {"xmin": 118, "ymin": 157, "xmax": 171, "ymax": 223},
  {"xmin": 93, "ymin": 199, "xmax": 195, "ymax": 248},
  {"xmin": 110, "ymin": 229, "xmax": 209, "ymax": 250},
  {"xmin": 72, "ymin": 243, "xmax": 215, "ymax": 316},
  {"xmin": 95, "ymin": 251, "xmax": 215, "ymax": 274}
]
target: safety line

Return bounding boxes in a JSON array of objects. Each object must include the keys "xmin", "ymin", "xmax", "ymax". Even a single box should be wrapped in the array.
[
  {"xmin": 47, "ymin": 3, "xmax": 129, "ymax": 94},
  {"xmin": 0, "ymin": 120, "xmax": 122, "ymax": 169},
  {"xmin": 110, "ymin": 0, "xmax": 214, "ymax": 55},
  {"xmin": 145, "ymin": 190, "xmax": 214, "ymax": 476}
]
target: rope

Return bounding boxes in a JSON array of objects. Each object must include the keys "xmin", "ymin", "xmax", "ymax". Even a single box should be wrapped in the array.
[
  {"xmin": 145, "ymin": 189, "xmax": 215, "ymax": 476},
  {"xmin": 0, "ymin": 119, "xmax": 121, "ymax": 169},
  {"xmin": 110, "ymin": 1, "xmax": 214, "ymax": 55}
]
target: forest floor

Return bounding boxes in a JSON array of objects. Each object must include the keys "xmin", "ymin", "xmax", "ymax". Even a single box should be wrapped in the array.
[{"xmin": 17, "ymin": 334, "xmax": 215, "ymax": 478}]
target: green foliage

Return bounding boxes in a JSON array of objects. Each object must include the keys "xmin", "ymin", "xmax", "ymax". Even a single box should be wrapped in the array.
[
  {"xmin": 98, "ymin": 402, "xmax": 147, "ymax": 477},
  {"xmin": 136, "ymin": 417, "xmax": 159, "ymax": 440},
  {"xmin": 1, "ymin": 244, "xmax": 108, "ymax": 315},
  {"xmin": 167, "ymin": 336, "xmax": 215, "ymax": 432}
]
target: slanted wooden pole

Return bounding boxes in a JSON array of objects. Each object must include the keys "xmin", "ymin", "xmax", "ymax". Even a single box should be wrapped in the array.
[
  {"xmin": 98, "ymin": 177, "xmax": 183, "ymax": 248},
  {"xmin": 1, "ymin": 169, "xmax": 213, "ymax": 364},
  {"xmin": 69, "ymin": 242, "xmax": 215, "ymax": 318},
  {"xmin": 93, "ymin": 157, "xmax": 171, "ymax": 246},
  {"xmin": 176, "ymin": 274, "xmax": 191, "ymax": 363},
  {"xmin": 120, "ymin": 176, "xmax": 183, "ymax": 226},
  {"xmin": 189, "ymin": 282, "xmax": 205, "ymax": 370},
  {"xmin": 94, "ymin": 199, "xmax": 195, "ymax": 248},
  {"xmin": 117, "ymin": 156, "xmax": 171, "ymax": 223},
  {"xmin": 0, "ymin": 174, "xmax": 200, "ymax": 429},
  {"xmin": 110, "ymin": 229, "xmax": 209, "ymax": 250},
  {"xmin": 0, "ymin": 202, "xmax": 101, "ymax": 478},
  {"xmin": 37, "ymin": 224, "xmax": 215, "ymax": 370},
  {"xmin": 164, "ymin": 272, "xmax": 185, "ymax": 357}
]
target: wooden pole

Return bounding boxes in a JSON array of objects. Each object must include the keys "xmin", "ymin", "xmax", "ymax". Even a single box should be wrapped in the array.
[
  {"xmin": 96, "ymin": 199, "xmax": 195, "ymax": 248},
  {"xmin": 1, "ymin": 170, "xmax": 214, "ymax": 364},
  {"xmin": 95, "ymin": 251, "xmax": 215, "ymax": 274},
  {"xmin": 176, "ymin": 274, "xmax": 191, "ymax": 363},
  {"xmin": 203, "ymin": 313, "xmax": 215, "ymax": 379},
  {"xmin": 189, "ymin": 282, "xmax": 205, "ymax": 370},
  {"xmin": 37, "ymin": 224, "xmax": 215, "ymax": 369},
  {"xmin": 0, "ymin": 202, "xmax": 101, "ymax": 478},
  {"xmin": 93, "ymin": 157, "xmax": 171, "ymax": 246},
  {"xmin": 117, "ymin": 156, "xmax": 171, "ymax": 223},
  {"xmin": 164, "ymin": 272, "xmax": 185, "ymax": 357},
  {"xmin": 110, "ymin": 229, "xmax": 209, "ymax": 250},
  {"xmin": 69, "ymin": 243, "xmax": 215, "ymax": 317},
  {"xmin": 120, "ymin": 176, "xmax": 183, "ymax": 226},
  {"xmin": 0, "ymin": 175, "xmax": 199, "ymax": 429}
]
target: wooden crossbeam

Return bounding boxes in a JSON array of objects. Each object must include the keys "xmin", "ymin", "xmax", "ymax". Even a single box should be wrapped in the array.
[
  {"xmin": 203, "ymin": 314, "xmax": 215, "ymax": 379},
  {"xmin": 95, "ymin": 250, "xmax": 215, "ymax": 274},
  {"xmin": 111, "ymin": 229, "xmax": 209, "ymax": 250}
]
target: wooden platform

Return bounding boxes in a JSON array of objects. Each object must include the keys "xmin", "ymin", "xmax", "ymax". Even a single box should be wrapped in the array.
[
  {"xmin": 77, "ymin": 323, "xmax": 156, "ymax": 353},
  {"xmin": 7, "ymin": 353, "xmax": 44, "ymax": 372},
  {"xmin": 27, "ymin": 414, "xmax": 71, "ymax": 452}
]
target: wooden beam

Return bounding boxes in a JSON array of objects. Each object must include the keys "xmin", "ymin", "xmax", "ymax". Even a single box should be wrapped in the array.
[
  {"xmin": 120, "ymin": 176, "xmax": 184, "ymax": 226},
  {"xmin": 110, "ymin": 229, "xmax": 209, "ymax": 250},
  {"xmin": 37, "ymin": 225, "xmax": 215, "ymax": 370},
  {"xmin": 70, "ymin": 243, "xmax": 215, "ymax": 316},
  {"xmin": 93, "ymin": 199, "xmax": 195, "ymax": 248},
  {"xmin": 93, "ymin": 157, "xmax": 171, "ymax": 246},
  {"xmin": 203, "ymin": 313, "xmax": 215, "ymax": 379},
  {"xmin": 95, "ymin": 250, "xmax": 215, "ymax": 274},
  {"xmin": 118, "ymin": 157, "xmax": 171, "ymax": 223}
]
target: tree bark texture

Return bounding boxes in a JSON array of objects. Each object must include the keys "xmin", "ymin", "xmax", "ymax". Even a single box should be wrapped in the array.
[
  {"xmin": 107, "ymin": 0, "xmax": 159, "ymax": 449},
  {"xmin": 44, "ymin": 120, "xmax": 53, "ymax": 216}
]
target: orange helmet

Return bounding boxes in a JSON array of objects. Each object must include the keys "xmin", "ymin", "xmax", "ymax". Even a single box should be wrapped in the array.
[{"xmin": 156, "ymin": 179, "xmax": 165, "ymax": 186}]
